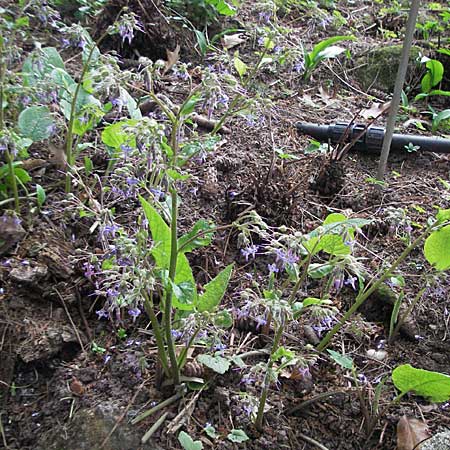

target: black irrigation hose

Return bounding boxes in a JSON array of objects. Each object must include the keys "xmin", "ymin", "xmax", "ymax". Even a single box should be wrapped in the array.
[{"xmin": 296, "ymin": 122, "xmax": 450, "ymax": 154}]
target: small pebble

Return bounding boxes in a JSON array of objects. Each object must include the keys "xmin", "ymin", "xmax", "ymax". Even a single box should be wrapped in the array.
[{"xmin": 366, "ymin": 349, "xmax": 387, "ymax": 361}]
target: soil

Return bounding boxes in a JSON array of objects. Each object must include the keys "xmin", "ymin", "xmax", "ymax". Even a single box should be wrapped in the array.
[{"xmin": 1, "ymin": 1, "xmax": 450, "ymax": 450}]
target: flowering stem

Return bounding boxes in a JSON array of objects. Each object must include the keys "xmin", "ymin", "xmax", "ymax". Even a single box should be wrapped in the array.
[
  {"xmin": 255, "ymin": 318, "xmax": 285, "ymax": 431},
  {"xmin": 317, "ymin": 224, "xmax": 434, "ymax": 352},
  {"xmin": 142, "ymin": 291, "xmax": 170, "ymax": 378},
  {"xmin": 0, "ymin": 39, "xmax": 19, "ymax": 213},
  {"xmin": 211, "ymin": 44, "xmax": 270, "ymax": 135}
]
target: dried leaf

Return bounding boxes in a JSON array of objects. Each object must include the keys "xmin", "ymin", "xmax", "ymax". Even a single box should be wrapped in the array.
[
  {"xmin": 222, "ymin": 33, "xmax": 246, "ymax": 50},
  {"xmin": 318, "ymin": 86, "xmax": 336, "ymax": 105},
  {"xmin": 163, "ymin": 44, "xmax": 180, "ymax": 75},
  {"xmin": 49, "ymin": 142, "xmax": 67, "ymax": 170},
  {"xmin": 360, "ymin": 101, "xmax": 391, "ymax": 120},
  {"xmin": 397, "ymin": 415, "xmax": 429, "ymax": 450}
]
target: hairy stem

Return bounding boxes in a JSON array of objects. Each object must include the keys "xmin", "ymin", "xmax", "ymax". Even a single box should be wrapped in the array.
[
  {"xmin": 255, "ymin": 319, "xmax": 284, "ymax": 431},
  {"xmin": 317, "ymin": 224, "xmax": 433, "ymax": 351}
]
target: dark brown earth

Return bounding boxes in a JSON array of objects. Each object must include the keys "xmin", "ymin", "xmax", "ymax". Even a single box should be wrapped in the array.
[{"xmin": 1, "ymin": 1, "xmax": 450, "ymax": 449}]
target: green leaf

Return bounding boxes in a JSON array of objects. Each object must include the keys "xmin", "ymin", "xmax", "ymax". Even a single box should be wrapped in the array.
[
  {"xmin": 214, "ymin": 0, "xmax": 236, "ymax": 15},
  {"xmin": 13, "ymin": 167, "xmax": 31, "ymax": 184},
  {"xmin": 178, "ymin": 219, "xmax": 215, "ymax": 253},
  {"xmin": 303, "ymin": 297, "xmax": 325, "ymax": 306},
  {"xmin": 392, "ymin": 364, "xmax": 450, "ymax": 402},
  {"xmin": 197, "ymin": 264, "xmax": 233, "ymax": 312},
  {"xmin": 84, "ymin": 156, "xmax": 93, "ymax": 176},
  {"xmin": 119, "ymin": 87, "xmax": 142, "ymax": 120},
  {"xmin": 36, "ymin": 184, "xmax": 46, "ymax": 207},
  {"xmin": 308, "ymin": 263, "xmax": 334, "ymax": 279},
  {"xmin": 227, "ymin": 429, "xmax": 249, "ymax": 443},
  {"xmin": 204, "ymin": 424, "xmax": 219, "ymax": 439},
  {"xmin": 140, "ymin": 196, "xmax": 197, "ymax": 299},
  {"xmin": 436, "ymin": 209, "xmax": 450, "ymax": 224},
  {"xmin": 421, "ymin": 58, "xmax": 444, "ymax": 93},
  {"xmin": 197, "ymin": 354, "xmax": 230, "ymax": 374},
  {"xmin": 178, "ymin": 431, "xmax": 203, "ymax": 450},
  {"xmin": 170, "ymin": 280, "xmax": 196, "ymax": 311},
  {"xmin": 101, "ymin": 120, "xmax": 138, "ymax": 149},
  {"xmin": 214, "ymin": 310, "xmax": 233, "ymax": 328},
  {"xmin": 424, "ymin": 225, "xmax": 450, "ymax": 270},
  {"xmin": 180, "ymin": 94, "xmax": 201, "ymax": 117},
  {"xmin": 317, "ymin": 45, "xmax": 346, "ymax": 60},
  {"xmin": 18, "ymin": 106, "xmax": 54, "ymax": 142},
  {"xmin": 327, "ymin": 349, "xmax": 354, "ymax": 370},
  {"xmin": 309, "ymin": 35, "xmax": 355, "ymax": 63},
  {"xmin": 320, "ymin": 234, "xmax": 351, "ymax": 255},
  {"xmin": 194, "ymin": 30, "xmax": 208, "ymax": 56},
  {"xmin": 234, "ymin": 55, "xmax": 247, "ymax": 78},
  {"xmin": 166, "ymin": 168, "xmax": 190, "ymax": 181},
  {"xmin": 22, "ymin": 47, "xmax": 65, "ymax": 86}
]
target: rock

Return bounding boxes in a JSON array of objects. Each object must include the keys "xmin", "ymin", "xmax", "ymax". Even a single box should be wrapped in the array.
[
  {"xmin": 354, "ymin": 45, "xmax": 422, "ymax": 93},
  {"xmin": 9, "ymin": 264, "xmax": 48, "ymax": 284},
  {"xmin": 421, "ymin": 430, "xmax": 450, "ymax": 450},
  {"xmin": 37, "ymin": 401, "xmax": 163, "ymax": 450},
  {"xmin": 0, "ymin": 214, "xmax": 26, "ymax": 255}
]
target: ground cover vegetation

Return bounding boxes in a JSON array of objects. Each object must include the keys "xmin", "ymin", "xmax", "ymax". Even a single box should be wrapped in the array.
[{"xmin": 0, "ymin": 0, "xmax": 450, "ymax": 449}]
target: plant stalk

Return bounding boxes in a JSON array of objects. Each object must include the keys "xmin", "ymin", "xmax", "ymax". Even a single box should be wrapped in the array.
[
  {"xmin": 255, "ymin": 319, "xmax": 285, "ymax": 431},
  {"xmin": 317, "ymin": 224, "xmax": 432, "ymax": 351}
]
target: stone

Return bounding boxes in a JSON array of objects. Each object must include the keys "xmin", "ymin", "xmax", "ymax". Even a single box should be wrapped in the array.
[
  {"xmin": 354, "ymin": 45, "xmax": 423, "ymax": 93},
  {"xmin": 37, "ymin": 401, "xmax": 164, "ymax": 450},
  {"xmin": 421, "ymin": 430, "xmax": 450, "ymax": 450},
  {"xmin": 9, "ymin": 264, "xmax": 48, "ymax": 284}
]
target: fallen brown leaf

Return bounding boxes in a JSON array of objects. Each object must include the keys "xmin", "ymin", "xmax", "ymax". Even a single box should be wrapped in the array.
[
  {"xmin": 360, "ymin": 101, "xmax": 391, "ymax": 120},
  {"xmin": 222, "ymin": 33, "xmax": 246, "ymax": 50},
  {"xmin": 397, "ymin": 415, "xmax": 429, "ymax": 450},
  {"xmin": 163, "ymin": 44, "xmax": 180, "ymax": 75}
]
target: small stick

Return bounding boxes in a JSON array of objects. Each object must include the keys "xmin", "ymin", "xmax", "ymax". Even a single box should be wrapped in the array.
[
  {"xmin": 131, "ymin": 391, "xmax": 184, "ymax": 425},
  {"xmin": 298, "ymin": 432, "xmax": 331, "ymax": 450},
  {"xmin": 100, "ymin": 381, "xmax": 147, "ymax": 449},
  {"xmin": 141, "ymin": 412, "xmax": 169, "ymax": 444},
  {"xmin": 286, "ymin": 390, "xmax": 346, "ymax": 415},
  {"xmin": 55, "ymin": 289, "xmax": 86, "ymax": 355}
]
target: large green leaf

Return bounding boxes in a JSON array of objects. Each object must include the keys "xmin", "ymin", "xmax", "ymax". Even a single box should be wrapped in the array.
[
  {"xmin": 178, "ymin": 219, "xmax": 215, "ymax": 253},
  {"xmin": 197, "ymin": 264, "xmax": 233, "ymax": 312},
  {"xmin": 140, "ymin": 196, "xmax": 196, "ymax": 302},
  {"xmin": 59, "ymin": 84, "xmax": 101, "ymax": 120},
  {"xmin": 424, "ymin": 225, "xmax": 450, "ymax": 270},
  {"xmin": 101, "ymin": 120, "xmax": 138, "ymax": 149},
  {"xmin": 309, "ymin": 35, "xmax": 355, "ymax": 63},
  {"xmin": 178, "ymin": 431, "xmax": 203, "ymax": 450},
  {"xmin": 22, "ymin": 47, "xmax": 65, "ymax": 86},
  {"xmin": 392, "ymin": 364, "xmax": 450, "ymax": 402},
  {"xmin": 197, "ymin": 354, "xmax": 230, "ymax": 374},
  {"xmin": 421, "ymin": 58, "xmax": 444, "ymax": 93},
  {"xmin": 18, "ymin": 106, "xmax": 54, "ymax": 141}
]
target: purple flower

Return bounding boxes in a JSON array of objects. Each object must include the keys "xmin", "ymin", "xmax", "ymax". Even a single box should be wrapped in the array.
[
  {"xmin": 77, "ymin": 39, "xmax": 86, "ymax": 49},
  {"xmin": 126, "ymin": 177, "xmax": 139, "ymax": 186},
  {"xmin": 333, "ymin": 278, "xmax": 344, "ymax": 291},
  {"xmin": 21, "ymin": 96, "xmax": 32, "ymax": 106},
  {"xmin": 106, "ymin": 287, "xmax": 120, "ymax": 299},
  {"xmin": 258, "ymin": 11, "xmax": 271, "ymax": 23},
  {"xmin": 104, "ymin": 354, "xmax": 111, "ymax": 364},
  {"xmin": 111, "ymin": 97, "xmax": 123, "ymax": 108},
  {"xmin": 61, "ymin": 38, "xmax": 71, "ymax": 48},
  {"xmin": 128, "ymin": 307, "xmax": 141, "ymax": 321},
  {"xmin": 293, "ymin": 60, "xmax": 305, "ymax": 73},
  {"xmin": 120, "ymin": 144, "xmax": 133, "ymax": 157},
  {"xmin": 240, "ymin": 375, "xmax": 255, "ymax": 385},
  {"xmin": 102, "ymin": 224, "xmax": 119, "ymax": 238},
  {"xmin": 241, "ymin": 244, "xmax": 258, "ymax": 261},
  {"xmin": 150, "ymin": 188, "xmax": 164, "ymax": 200},
  {"xmin": 274, "ymin": 248, "xmax": 298, "ymax": 268},
  {"xmin": 255, "ymin": 316, "xmax": 267, "ymax": 328},
  {"xmin": 268, "ymin": 263, "xmax": 279, "ymax": 273},
  {"xmin": 96, "ymin": 309, "xmax": 109, "ymax": 319},
  {"xmin": 344, "ymin": 276, "xmax": 357, "ymax": 290},
  {"xmin": 214, "ymin": 343, "xmax": 227, "ymax": 352},
  {"xmin": 171, "ymin": 329, "xmax": 183, "ymax": 340},
  {"xmin": 83, "ymin": 262, "xmax": 95, "ymax": 278}
]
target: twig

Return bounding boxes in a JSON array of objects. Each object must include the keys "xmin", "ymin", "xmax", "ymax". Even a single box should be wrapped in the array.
[
  {"xmin": 99, "ymin": 381, "xmax": 147, "ymax": 449},
  {"xmin": 286, "ymin": 391, "xmax": 346, "ymax": 415},
  {"xmin": 76, "ymin": 288, "xmax": 92, "ymax": 342},
  {"xmin": 0, "ymin": 412, "xmax": 11, "ymax": 450},
  {"xmin": 141, "ymin": 412, "xmax": 168, "ymax": 444},
  {"xmin": 131, "ymin": 391, "xmax": 184, "ymax": 425},
  {"xmin": 55, "ymin": 289, "xmax": 86, "ymax": 355},
  {"xmin": 298, "ymin": 432, "xmax": 331, "ymax": 450}
]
